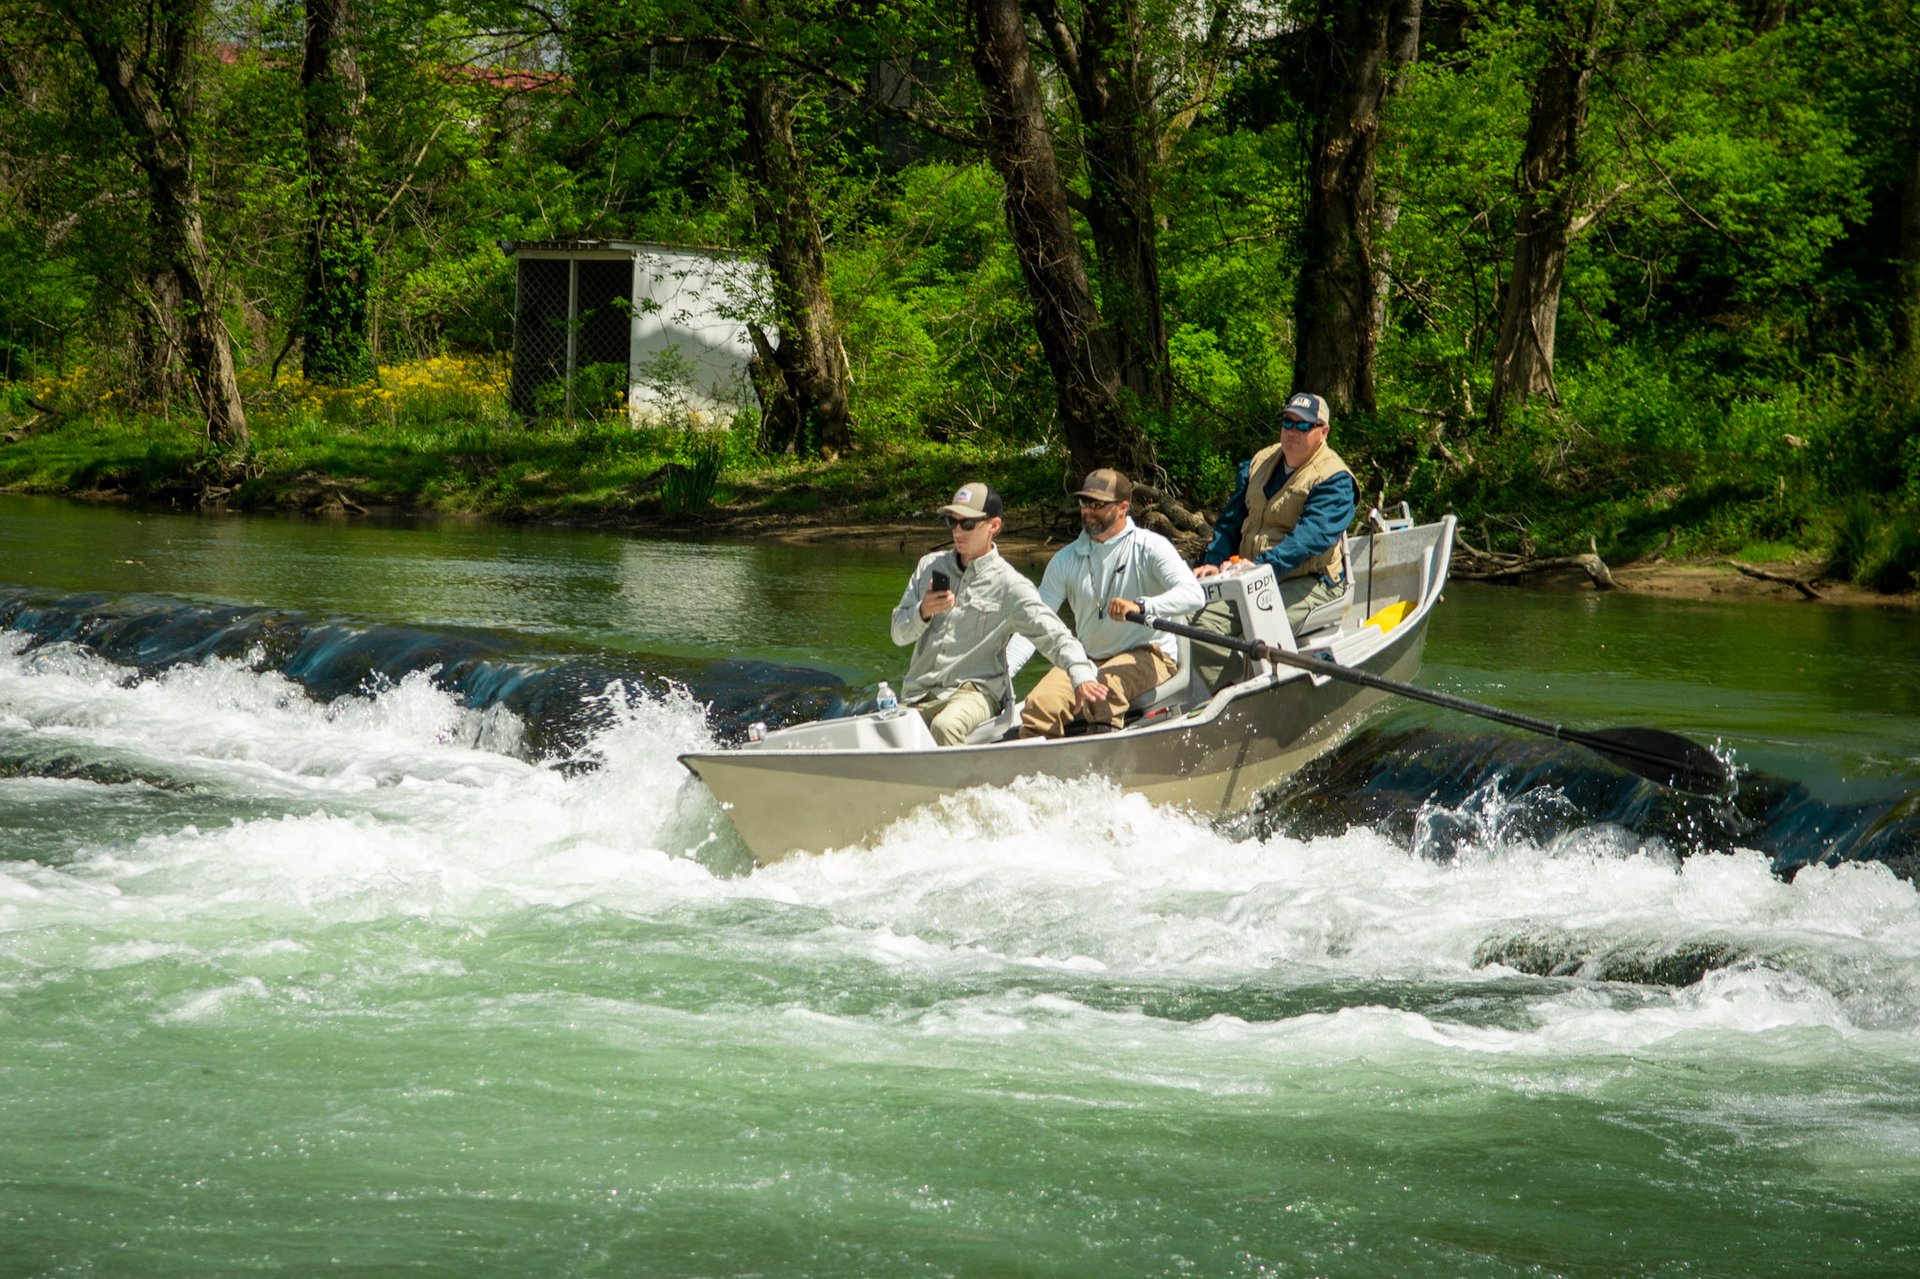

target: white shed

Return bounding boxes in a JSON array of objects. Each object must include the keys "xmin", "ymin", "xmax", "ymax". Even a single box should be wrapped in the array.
[{"xmin": 503, "ymin": 238, "xmax": 769, "ymax": 425}]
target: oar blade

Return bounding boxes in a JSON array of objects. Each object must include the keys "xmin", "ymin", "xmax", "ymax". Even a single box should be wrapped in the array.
[{"xmin": 1578, "ymin": 726, "xmax": 1732, "ymax": 797}]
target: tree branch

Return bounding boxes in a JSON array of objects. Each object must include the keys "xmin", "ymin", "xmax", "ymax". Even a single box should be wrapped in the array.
[{"xmin": 633, "ymin": 34, "xmax": 985, "ymax": 148}]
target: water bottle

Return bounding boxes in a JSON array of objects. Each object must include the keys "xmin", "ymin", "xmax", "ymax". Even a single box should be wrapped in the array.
[{"xmin": 874, "ymin": 681, "xmax": 898, "ymax": 712}]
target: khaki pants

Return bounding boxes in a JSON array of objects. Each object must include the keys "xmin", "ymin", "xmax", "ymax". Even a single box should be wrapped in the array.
[
  {"xmin": 1190, "ymin": 575, "xmax": 1345, "ymax": 692},
  {"xmin": 913, "ymin": 683, "xmax": 999, "ymax": 747},
  {"xmin": 1019, "ymin": 644, "xmax": 1177, "ymax": 738}
]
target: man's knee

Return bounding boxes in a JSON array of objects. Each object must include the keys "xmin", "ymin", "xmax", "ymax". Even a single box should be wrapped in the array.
[
  {"xmin": 926, "ymin": 686, "xmax": 994, "ymax": 746},
  {"xmin": 1018, "ymin": 671, "xmax": 1074, "ymax": 738},
  {"xmin": 927, "ymin": 712, "xmax": 971, "ymax": 747}
]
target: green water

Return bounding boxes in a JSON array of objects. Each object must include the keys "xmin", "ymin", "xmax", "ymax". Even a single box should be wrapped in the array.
[{"xmin": 3, "ymin": 494, "xmax": 1918, "ymax": 1277}]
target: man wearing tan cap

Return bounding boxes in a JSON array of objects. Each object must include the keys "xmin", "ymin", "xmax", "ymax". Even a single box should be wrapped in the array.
[
  {"xmin": 890, "ymin": 481, "xmax": 1107, "ymax": 746},
  {"xmin": 1190, "ymin": 390, "xmax": 1358, "ymax": 688},
  {"xmin": 1008, "ymin": 468, "xmax": 1204, "ymax": 737}
]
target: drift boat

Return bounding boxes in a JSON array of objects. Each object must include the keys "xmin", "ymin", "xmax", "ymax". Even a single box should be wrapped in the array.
[{"xmin": 681, "ymin": 512, "xmax": 1457, "ymax": 863}]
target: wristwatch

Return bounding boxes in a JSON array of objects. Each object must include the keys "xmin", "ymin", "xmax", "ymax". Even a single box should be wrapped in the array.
[{"xmin": 1133, "ymin": 598, "xmax": 1148, "ymax": 622}]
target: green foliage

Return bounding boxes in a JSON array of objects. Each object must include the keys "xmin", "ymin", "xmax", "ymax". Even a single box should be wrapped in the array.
[
  {"xmin": 830, "ymin": 163, "xmax": 1056, "ymax": 449},
  {"xmin": 1828, "ymin": 494, "xmax": 1920, "ymax": 591},
  {"xmin": 659, "ymin": 432, "xmax": 726, "ymax": 519},
  {"xmin": 1828, "ymin": 495, "xmax": 1879, "ymax": 581},
  {"xmin": 1865, "ymin": 518, "xmax": 1920, "ymax": 593}
]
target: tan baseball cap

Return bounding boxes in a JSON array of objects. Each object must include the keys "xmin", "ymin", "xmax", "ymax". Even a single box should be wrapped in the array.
[
  {"xmin": 1072, "ymin": 468, "xmax": 1133, "ymax": 503},
  {"xmin": 938, "ymin": 482, "xmax": 1003, "ymax": 519}
]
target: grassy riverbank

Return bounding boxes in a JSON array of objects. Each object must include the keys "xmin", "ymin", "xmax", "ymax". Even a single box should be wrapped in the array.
[
  {"xmin": 3, "ymin": 356, "xmax": 1916, "ymax": 604},
  {"xmin": 0, "ymin": 357, "xmax": 1077, "ymax": 525}
]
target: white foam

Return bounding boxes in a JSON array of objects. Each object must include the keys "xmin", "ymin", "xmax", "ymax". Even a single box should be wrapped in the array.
[{"xmin": 4, "ymin": 638, "xmax": 1919, "ymax": 1051}]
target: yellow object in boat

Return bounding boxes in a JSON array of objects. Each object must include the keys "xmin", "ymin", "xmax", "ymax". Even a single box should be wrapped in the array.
[{"xmin": 1363, "ymin": 600, "xmax": 1414, "ymax": 633}]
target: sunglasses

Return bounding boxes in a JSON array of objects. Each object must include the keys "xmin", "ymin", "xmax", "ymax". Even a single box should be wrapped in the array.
[
  {"xmin": 1076, "ymin": 497, "xmax": 1115, "ymax": 509},
  {"xmin": 1280, "ymin": 416, "xmax": 1319, "ymax": 432},
  {"xmin": 947, "ymin": 516, "xmax": 985, "ymax": 531}
]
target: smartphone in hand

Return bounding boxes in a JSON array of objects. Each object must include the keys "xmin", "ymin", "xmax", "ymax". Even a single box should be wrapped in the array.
[{"xmin": 930, "ymin": 570, "xmax": 950, "ymax": 593}]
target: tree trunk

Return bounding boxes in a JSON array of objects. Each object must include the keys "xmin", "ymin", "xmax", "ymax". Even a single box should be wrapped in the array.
[
  {"xmin": 967, "ymin": 0, "xmax": 1152, "ymax": 481},
  {"xmin": 300, "ymin": 0, "xmax": 374, "ymax": 386},
  {"xmin": 1894, "ymin": 113, "xmax": 1920, "ymax": 362},
  {"xmin": 131, "ymin": 268, "xmax": 187, "ymax": 412},
  {"xmin": 1033, "ymin": 0, "xmax": 1170, "ymax": 415},
  {"xmin": 1370, "ymin": 1, "xmax": 1422, "ymax": 346},
  {"xmin": 1293, "ymin": 0, "xmax": 1421, "ymax": 415},
  {"xmin": 1488, "ymin": 0, "xmax": 1611, "ymax": 430},
  {"xmin": 739, "ymin": 71, "xmax": 851, "ymax": 457},
  {"xmin": 60, "ymin": 0, "xmax": 248, "ymax": 451}
]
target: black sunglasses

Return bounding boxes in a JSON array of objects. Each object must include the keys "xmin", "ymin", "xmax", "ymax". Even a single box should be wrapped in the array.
[
  {"xmin": 1077, "ymin": 497, "xmax": 1115, "ymax": 509},
  {"xmin": 947, "ymin": 516, "xmax": 985, "ymax": 531}
]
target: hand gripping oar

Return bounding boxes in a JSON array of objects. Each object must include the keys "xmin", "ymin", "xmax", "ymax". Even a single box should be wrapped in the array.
[{"xmin": 1148, "ymin": 614, "xmax": 1732, "ymax": 797}]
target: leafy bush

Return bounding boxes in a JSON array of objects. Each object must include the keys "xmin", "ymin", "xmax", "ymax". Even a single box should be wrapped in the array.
[
  {"xmin": 1826, "ymin": 495, "xmax": 1877, "ymax": 581},
  {"xmin": 1862, "ymin": 516, "xmax": 1920, "ymax": 594},
  {"xmin": 660, "ymin": 432, "xmax": 726, "ymax": 518}
]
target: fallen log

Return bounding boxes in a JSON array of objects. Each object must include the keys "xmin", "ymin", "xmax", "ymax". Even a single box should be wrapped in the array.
[
  {"xmin": 1729, "ymin": 560, "xmax": 1821, "ymax": 600},
  {"xmin": 1452, "ymin": 553, "xmax": 1616, "ymax": 589},
  {"xmin": 1453, "ymin": 537, "xmax": 1616, "ymax": 590}
]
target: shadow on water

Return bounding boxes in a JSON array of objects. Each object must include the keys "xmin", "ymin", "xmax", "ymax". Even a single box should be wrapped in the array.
[
  {"xmin": 1248, "ymin": 724, "xmax": 1920, "ymax": 885},
  {"xmin": 0, "ymin": 586, "xmax": 846, "ymax": 760}
]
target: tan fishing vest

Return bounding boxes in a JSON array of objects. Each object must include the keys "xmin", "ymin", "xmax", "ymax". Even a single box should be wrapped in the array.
[{"xmin": 1239, "ymin": 441, "xmax": 1355, "ymax": 582}]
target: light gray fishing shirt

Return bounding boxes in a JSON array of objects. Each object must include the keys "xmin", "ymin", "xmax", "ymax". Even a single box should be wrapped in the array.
[
  {"xmin": 891, "ymin": 547, "xmax": 1097, "ymax": 706},
  {"xmin": 1007, "ymin": 519, "xmax": 1205, "ymax": 668}
]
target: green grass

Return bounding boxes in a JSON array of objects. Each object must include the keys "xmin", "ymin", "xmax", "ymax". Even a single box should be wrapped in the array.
[{"xmin": 0, "ymin": 393, "xmax": 1080, "ymax": 529}]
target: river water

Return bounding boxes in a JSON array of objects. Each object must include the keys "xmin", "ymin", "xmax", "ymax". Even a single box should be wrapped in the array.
[{"xmin": 2, "ymin": 493, "xmax": 1918, "ymax": 1277}]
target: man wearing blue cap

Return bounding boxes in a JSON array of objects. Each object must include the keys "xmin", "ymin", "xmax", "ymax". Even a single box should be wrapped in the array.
[{"xmin": 1190, "ymin": 391, "xmax": 1359, "ymax": 688}]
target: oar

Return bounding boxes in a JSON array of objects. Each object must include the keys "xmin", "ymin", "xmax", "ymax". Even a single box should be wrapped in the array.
[{"xmin": 1147, "ymin": 614, "xmax": 1732, "ymax": 797}]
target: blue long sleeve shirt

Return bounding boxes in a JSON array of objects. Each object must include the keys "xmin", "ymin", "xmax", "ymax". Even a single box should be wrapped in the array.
[{"xmin": 1204, "ymin": 461, "xmax": 1357, "ymax": 582}]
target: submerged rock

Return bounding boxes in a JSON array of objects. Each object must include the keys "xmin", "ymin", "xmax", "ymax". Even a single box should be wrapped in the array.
[{"xmin": 1473, "ymin": 927, "xmax": 1742, "ymax": 987}]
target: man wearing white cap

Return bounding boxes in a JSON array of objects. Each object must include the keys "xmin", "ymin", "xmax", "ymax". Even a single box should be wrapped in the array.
[
  {"xmin": 1190, "ymin": 391, "xmax": 1358, "ymax": 688},
  {"xmin": 1009, "ymin": 468, "xmax": 1204, "ymax": 737},
  {"xmin": 890, "ymin": 481, "xmax": 1107, "ymax": 746}
]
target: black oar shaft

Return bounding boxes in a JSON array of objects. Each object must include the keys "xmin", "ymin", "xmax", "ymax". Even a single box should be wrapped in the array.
[{"xmin": 1148, "ymin": 614, "xmax": 1729, "ymax": 795}]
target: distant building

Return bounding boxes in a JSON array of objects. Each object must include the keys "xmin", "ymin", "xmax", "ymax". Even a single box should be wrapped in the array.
[{"xmin": 502, "ymin": 239, "xmax": 768, "ymax": 425}]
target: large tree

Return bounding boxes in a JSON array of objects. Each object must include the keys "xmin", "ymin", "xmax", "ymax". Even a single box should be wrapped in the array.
[
  {"xmin": 739, "ymin": 61, "xmax": 851, "ymax": 456},
  {"xmin": 1032, "ymin": 0, "xmax": 1172, "ymax": 416},
  {"xmin": 1292, "ymin": 0, "xmax": 1422, "ymax": 415},
  {"xmin": 1896, "ymin": 24, "xmax": 1920, "ymax": 364},
  {"xmin": 299, "ymin": 0, "xmax": 374, "ymax": 385},
  {"xmin": 1486, "ymin": 0, "xmax": 1612, "ymax": 430},
  {"xmin": 51, "ymin": 0, "xmax": 247, "ymax": 450},
  {"xmin": 566, "ymin": 0, "xmax": 852, "ymax": 454},
  {"xmin": 967, "ymin": 0, "xmax": 1150, "ymax": 479}
]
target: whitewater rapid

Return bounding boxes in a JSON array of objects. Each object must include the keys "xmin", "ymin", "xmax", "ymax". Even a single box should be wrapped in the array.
[{"xmin": 6, "ymin": 633, "xmax": 1918, "ymax": 1055}]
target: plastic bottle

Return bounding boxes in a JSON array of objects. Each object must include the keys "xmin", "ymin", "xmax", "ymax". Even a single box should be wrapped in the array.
[{"xmin": 874, "ymin": 681, "xmax": 898, "ymax": 712}]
